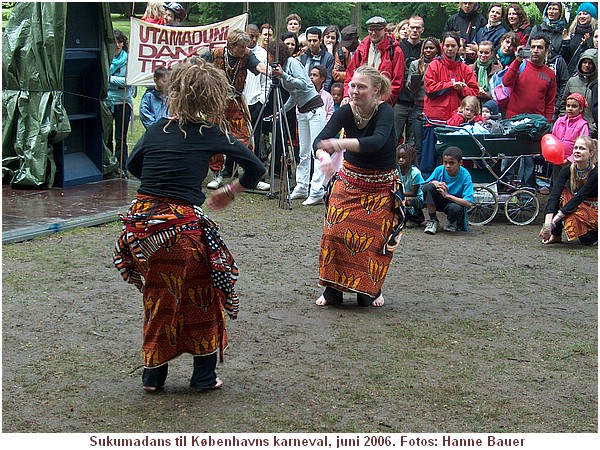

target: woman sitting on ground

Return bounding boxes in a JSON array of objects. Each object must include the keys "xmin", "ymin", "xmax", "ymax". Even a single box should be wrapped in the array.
[{"xmin": 540, "ymin": 136, "xmax": 598, "ymax": 245}]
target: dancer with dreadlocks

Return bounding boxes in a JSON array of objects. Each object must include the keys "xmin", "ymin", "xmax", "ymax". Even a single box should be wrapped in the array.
[{"xmin": 113, "ymin": 59, "xmax": 265, "ymax": 392}]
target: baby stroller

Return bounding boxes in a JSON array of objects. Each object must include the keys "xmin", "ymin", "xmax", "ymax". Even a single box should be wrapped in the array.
[{"xmin": 429, "ymin": 114, "xmax": 552, "ymax": 226}]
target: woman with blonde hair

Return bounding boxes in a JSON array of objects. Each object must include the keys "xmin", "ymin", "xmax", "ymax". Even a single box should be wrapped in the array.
[
  {"xmin": 114, "ymin": 59, "xmax": 265, "ymax": 392},
  {"xmin": 312, "ymin": 65, "xmax": 405, "ymax": 307},
  {"xmin": 540, "ymin": 136, "xmax": 598, "ymax": 245},
  {"xmin": 394, "ymin": 19, "xmax": 409, "ymax": 41},
  {"xmin": 141, "ymin": 1, "xmax": 164, "ymax": 25}
]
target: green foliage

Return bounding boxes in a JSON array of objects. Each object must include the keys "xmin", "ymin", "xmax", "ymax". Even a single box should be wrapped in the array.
[
  {"xmin": 2, "ymin": 2, "xmax": 14, "ymax": 22},
  {"xmin": 523, "ymin": 2, "xmax": 544, "ymax": 26},
  {"xmin": 191, "ymin": 2, "xmax": 458, "ymax": 40}
]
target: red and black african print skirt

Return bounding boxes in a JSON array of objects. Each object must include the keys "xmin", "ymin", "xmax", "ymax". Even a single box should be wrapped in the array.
[
  {"xmin": 113, "ymin": 194, "xmax": 239, "ymax": 367},
  {"xmin": 208, "ymin": 97, "xmax": 252, "ymax": 172},
  {"xmin": 319, "ymin": 161, "xmax": 405, "ymax": 297}
]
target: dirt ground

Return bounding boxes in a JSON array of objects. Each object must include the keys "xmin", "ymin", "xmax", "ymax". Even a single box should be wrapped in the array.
[{"xmin": 2, "ymin": 191, "xmax": 598, "ymax": 434}]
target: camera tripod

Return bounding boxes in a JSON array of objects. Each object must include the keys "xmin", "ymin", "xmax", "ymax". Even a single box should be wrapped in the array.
[{"xmin": 251, "ymin": 76, "xmax": 297, "ymax": 210}]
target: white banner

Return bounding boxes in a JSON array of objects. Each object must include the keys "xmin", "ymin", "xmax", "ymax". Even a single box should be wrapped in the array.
[{"xmin": 126, "ymin": 13, "xmax": 248, "ymax": 86}]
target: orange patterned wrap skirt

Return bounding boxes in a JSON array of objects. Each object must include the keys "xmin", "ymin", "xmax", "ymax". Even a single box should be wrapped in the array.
[
  {"xmin": 319, "ymin": 161, "xmax": 405, "ymax": 297},
  {"xmin": 114, "ymin": 195, "xmax": 239, "ymax": 367},
  {"xmin": 561, "ymin": 189, "xmax": 598, "ymax": 241}
]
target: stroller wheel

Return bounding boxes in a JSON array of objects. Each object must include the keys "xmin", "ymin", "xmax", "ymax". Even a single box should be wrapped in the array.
[
  {"xmin": 468, "ymin": 186, "xmax": 499, "ymax": 226},
  {"xmin": 504, "ymin": 189, "xmax": 539, "ymax": 225}
]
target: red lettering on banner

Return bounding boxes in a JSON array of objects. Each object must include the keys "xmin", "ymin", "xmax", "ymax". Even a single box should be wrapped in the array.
[
  {"xmin": 139, "ymin": 27, "xmax": 160, "ymax": 43},
  {"xmin": 139, "ymin": 43, "xmax": 157, "ymax": 58},
  {"xmin": 156, "ymin": 29, "xmax": 170, "ymax": 45}
]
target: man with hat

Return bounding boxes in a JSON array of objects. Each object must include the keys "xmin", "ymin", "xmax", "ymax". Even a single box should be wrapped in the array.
[
  {"xmin": 343, "ymin": 16, "xmax": 405, "ymax": 106},
  {"xmin": 333, "ymin": 25, "xmax": 360, "ymax": 83},
  {"xmin": 163, "ymin": 2, "xmax": 186, "ymax": 26}
]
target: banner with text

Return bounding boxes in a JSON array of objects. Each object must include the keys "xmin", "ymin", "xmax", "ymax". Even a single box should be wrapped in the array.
[{"xmin": 126, "ymin": 13, "xmax": 248, "ymax": 85}]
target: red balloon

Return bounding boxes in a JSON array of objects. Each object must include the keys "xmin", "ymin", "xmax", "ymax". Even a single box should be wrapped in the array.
[{"xmin": 541, "ymin": 134, "xmax": 565, "ymax": 165}]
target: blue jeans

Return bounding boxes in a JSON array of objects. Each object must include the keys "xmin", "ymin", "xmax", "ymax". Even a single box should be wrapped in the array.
[
  {"xmin": 501, "ymin": 156, "xmax": 534, "ymax": 187},
  {"xmin": 420, "ymin": 126, "xmax": 439, "ymax": 180}
]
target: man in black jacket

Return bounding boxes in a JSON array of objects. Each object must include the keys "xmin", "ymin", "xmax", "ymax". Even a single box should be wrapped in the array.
[
  {"xmin": 298, "ymin": 27, "xmax": 335, "ymax": 92},
  {"xmin": 443, "ymin": 2, "xmax": 486, "ymax": 46},
  {"xmin": 394, "ymin": 16, "xmax": 424, "ymax": 145}
]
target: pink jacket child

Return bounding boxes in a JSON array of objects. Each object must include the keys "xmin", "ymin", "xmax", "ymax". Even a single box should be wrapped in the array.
[{"xmin": 552, "ymin": 93, "xmax": 590, "ymax": 162}]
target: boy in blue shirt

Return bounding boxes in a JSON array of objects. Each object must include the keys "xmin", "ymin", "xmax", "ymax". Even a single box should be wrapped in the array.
[
  {"xmin": 140, "ymin": 67, "xmax": 170, "ymax": 129},
  {"xmin": 422, "ymin": 146, "xmax": 474, "ymax": 234}
]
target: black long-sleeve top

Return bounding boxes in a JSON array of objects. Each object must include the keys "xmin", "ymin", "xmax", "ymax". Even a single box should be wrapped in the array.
[
  {"xmin": 127, "ymin": 118, "xmax": 265, "ymax": 205},
  {"xmin": 313, "ymin": 103, "xmax": 397, "ymax": 170},
  {"xmin": 545, "ymin": 165, "xmax": 598, "ymax": 215}
]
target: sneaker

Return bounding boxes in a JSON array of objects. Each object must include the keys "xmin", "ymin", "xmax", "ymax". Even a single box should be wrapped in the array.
[
  {"xmin": 442, "ymin": 221, "xmax": 458, "ymax": 232},
  {"xmin": 207, "ymin": 175, "xmax": 223, "ymax": 190},
  {"xmin": 256, "ymin": 181, "xmax": 270, "ymax": 191},
  {"xmin": 423, "ymin": 219, "xmax": 440, "ymax": 235},
  {"xmin": 302, "ymin": 194, "xmax": 324, "ymax": 206},
  {"xmin": 290, "ymin": 186, "xmax": 308, "ymax": 200}
]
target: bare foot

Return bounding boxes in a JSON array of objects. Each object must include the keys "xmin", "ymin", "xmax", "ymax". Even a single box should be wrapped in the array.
[
  {"xmin": 372, "ymin": 294, "xmax": 385, "ymax": 307},
  {"xmin": 315, "ymin": 295, "xmax": 330, "ymax": 306},
  {"xmin": 191, "ymin": 377, "xmax": 223, "ymax": 391},
  {"xmin": 542, "ymin": 235, "xmax": 562, "ymax": 245}
]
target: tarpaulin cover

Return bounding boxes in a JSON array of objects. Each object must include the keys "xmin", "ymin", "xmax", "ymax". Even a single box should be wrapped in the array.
[{"xmin": 2, "ymin": 2, "xmax": 116, "ymax": 188}]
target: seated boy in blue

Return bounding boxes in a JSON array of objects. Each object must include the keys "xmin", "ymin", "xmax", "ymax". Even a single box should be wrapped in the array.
[
  {"xmin": 396, "ymin": 143, "xmax": 425, "ymax": 227},
  {"xmin": 140, "ymin": 66, "xmax": 169, "ymax": 129},
  {"xmin": 422, "ymin": 146, "xmax": 474, "ymax": 234}
]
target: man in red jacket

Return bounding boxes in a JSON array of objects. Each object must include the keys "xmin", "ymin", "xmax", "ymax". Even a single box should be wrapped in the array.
[
  {"xmin": 343, "ymin": 16, "xmax": 405, "ymax": 106},
  {"xmin": 503, "ymin": 33, "xmax": 556, "ymax": 187}
]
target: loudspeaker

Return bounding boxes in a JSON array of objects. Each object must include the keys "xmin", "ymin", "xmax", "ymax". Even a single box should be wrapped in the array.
[
  {"xmin": 54, "ymin": 3, "xmax": 104, "ymax": 187},
  {"xmin": 64, "ymin": 3, "xmax": 101, "ymax": 50}
]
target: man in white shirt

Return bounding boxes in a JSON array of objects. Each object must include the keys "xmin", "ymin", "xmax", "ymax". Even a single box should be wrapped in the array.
[{"xmin": 243, "ymin": 24, "xmax": 270, "ymax": 191}]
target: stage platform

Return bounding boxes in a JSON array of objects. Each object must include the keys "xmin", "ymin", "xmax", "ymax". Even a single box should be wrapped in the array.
[{"xmin": 2, "ymin": 178, "xmax": 139, "ymax": 244}]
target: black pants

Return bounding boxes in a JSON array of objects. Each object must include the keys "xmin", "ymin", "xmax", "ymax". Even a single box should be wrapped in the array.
[
  {"xmin": 324, "ymin": 287, "xmax": 381, "ymax": 307},
  {"xmin": 190, "ymin": 353, "xmax": 218, "ymax": 389},
  {"xmin": 112, "ymin": 103, "xmax": 132, "ymax": 174},
  {"xmin": 422, "ymin": 182, "xmax": 464, "ymax": 224}
]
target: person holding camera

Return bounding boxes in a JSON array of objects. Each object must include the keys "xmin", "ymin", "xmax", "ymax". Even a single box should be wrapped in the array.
[
  {"xmin": 503, "ymin": 33, "xmax": 557, "ymax": 187},
  {"xmin": 267, "ymin": 40, "xmax": 327, "ymax": 206}
]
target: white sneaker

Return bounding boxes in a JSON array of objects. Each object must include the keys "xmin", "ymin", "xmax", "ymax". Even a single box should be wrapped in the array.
[
  {"xmin": 302, "ymin": 194, "xmax": 324, "ymax": 206},
  {"xmin": 207, "ymin": 175, "xmax": 223, "ymax": 189},
  {"xmin": 423, "ymin": 219, "xmax": 440, "ymax": 235},
  {"xmin": 290, "ymin": 186, "xmax": 308, "ymax": 200},
  {"xmin": 256, "ymin": 181, "xmax": 270, "ymax": 191}
]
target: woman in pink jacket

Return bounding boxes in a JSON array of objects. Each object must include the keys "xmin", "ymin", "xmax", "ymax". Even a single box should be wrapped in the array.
[
  {"xmin": 551, "ymin": 92, "xmax": 590, "ymax": 183},
  {"xmin": 421, "ymin": 31, "xmax": 479, "ymax": 178}
]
